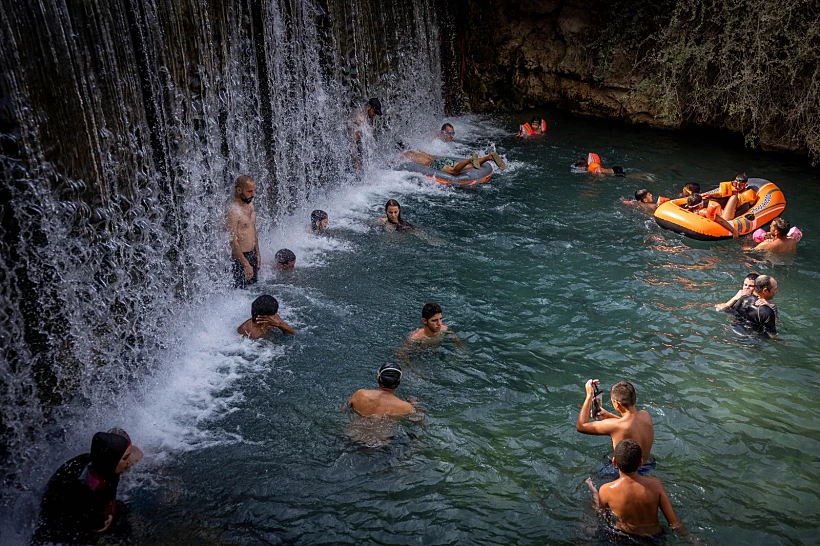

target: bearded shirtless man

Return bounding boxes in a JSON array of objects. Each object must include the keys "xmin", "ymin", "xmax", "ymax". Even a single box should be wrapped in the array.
[{"xmin": 226, "ymin": 175, "xmax": 261, "ymax": 288}]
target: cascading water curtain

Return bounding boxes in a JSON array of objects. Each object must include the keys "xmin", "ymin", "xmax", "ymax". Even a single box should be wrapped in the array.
[{"xmin": 0, "ymin": 0, "xmax": 443, "ymax": 495}]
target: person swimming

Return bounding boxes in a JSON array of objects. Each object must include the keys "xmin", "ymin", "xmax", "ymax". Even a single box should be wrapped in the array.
[
  {"xmin": 275, "ymin": 248, "xmax": 296, "ymax": 270},
  {"xmin": 379, "ymin": 199, "xmax": 415, "ymax": 231},
  {"xmin": 310, "ymin": 210, "xmax": 328, "ymax": 233}
]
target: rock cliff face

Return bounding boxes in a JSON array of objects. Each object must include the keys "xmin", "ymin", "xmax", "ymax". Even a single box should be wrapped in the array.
[{"xmin": 452, "ymin": 0, "xmax": 812, "ymax": 155}]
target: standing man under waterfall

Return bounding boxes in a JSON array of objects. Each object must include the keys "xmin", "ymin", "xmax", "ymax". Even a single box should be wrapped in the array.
[
  {"xmin": 351, "ymin": 97, "xmax": 382, "ymax": 172},
  {"xmin": 227, "ymin": 175, "xmax": 261, "ymax": 288}
]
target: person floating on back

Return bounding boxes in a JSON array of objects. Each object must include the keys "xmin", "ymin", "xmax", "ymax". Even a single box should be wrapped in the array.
[
  {"xmin": 401, "ymin": 149, "xmax": 506, "ymax": 175},
  {"xmin": 237, "ymin": 295, "xmax": 295, "ymax": 340},
  {"xmin": 32, "ymin": 429, "xmax": 143, "ymax": 545},
  {"xmin": 576, "ymin": 379, "xmax": 655, "ymax": 473},
  {"xmin": 575, "ymin": 153, "xmax": 624, "ymax": 176},
  {"xmin": 584, "ymin": 439, "xmax": 687, "ymax": 538},
  {"xmin": 518, "ymin": 116, "xmax": 546, "ymax": 137},
  {"xmin": 348, "ymin": 363, "xmax": 416, "ymax": 416}
]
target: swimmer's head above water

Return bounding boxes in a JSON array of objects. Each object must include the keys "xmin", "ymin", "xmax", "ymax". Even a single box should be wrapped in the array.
[
  {"xmin": 440, "ymin": 123, "xmax": 455, "ymax": 142},
  {"xmin": 377, "ymin": 363, "xmax": 403, "ymax": 390},
  {"xmin": 613, "ymin": 439, "xmax": 642, "ymax": 473},
  {"xmin": 311, "ymin": 209, "xmax": 328, "ymax": 232},
  {"xmin": 275, "ymin": 248, "xmax": 296, "ymax": 270},
  {"xmin": 634, "ymin": 189, "xmax": 653, "ymax": 203},
  {"xmin": 251, "ymin": 295, "xmax": 279, "ymax": 322}
]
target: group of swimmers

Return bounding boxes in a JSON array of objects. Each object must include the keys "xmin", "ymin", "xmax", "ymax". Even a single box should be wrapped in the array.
[{"xmin": 35, "ymin": 113, "xmax": 798, "ymax": 543}]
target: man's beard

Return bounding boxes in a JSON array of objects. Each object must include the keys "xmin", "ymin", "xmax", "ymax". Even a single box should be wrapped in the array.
[{"xmin": 241, "ymin": 196, "xmax": 253, "ymax": 204}]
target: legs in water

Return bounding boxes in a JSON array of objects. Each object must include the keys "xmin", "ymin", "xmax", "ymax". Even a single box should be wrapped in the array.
[{"xmin": 442, "ymin": 152, "xmax": 507, "ymax": 175}]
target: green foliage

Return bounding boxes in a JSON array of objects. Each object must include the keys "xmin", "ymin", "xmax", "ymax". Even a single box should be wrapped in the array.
[{"xmin": 589, "ymin": 0, "xmax": 820, "ymax": 162}]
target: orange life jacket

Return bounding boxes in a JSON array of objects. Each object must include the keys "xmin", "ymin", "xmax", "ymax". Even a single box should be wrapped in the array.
[
  {"xmin": 588, "ymin": 162, "xmax": 602, "ymax": 173},
  {"xmin": 587, "ymin": 153, "xmax": 601, "ymax": 166},
  {"xmin": 697, "ymin": 200, "xmax": 722, "ymax": 221},
  {"xmin": 518, "ymin": 119, "xmax": 547, "ymax": 136}
]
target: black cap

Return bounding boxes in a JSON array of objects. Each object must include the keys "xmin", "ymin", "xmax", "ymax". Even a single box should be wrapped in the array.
[{"xmin": 367, "ymin": 97, "xmax": 383, "ymax": 116}]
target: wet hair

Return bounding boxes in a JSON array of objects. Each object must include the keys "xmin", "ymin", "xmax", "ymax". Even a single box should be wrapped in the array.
[
  {"xmin": 531, "ymin": 117, "xmax": 542, "ymax": 126},
  {"xmin": 745, "ymin": 272, "xmax": 760, "ymax": 283},
  {"xmin": 755, "ymin": 275, "xmax": 775, "ymax": 293},
  {"xmin": 251, "ymin": 295, "xmax": 279, "ymax": 321},
  {"xmin": 441, "ymin": 123, "xmax": 454, "ymax": 132},
  {"xmin": 90, "ymin": 432, "xmax": 129, "ymax": 477},
  {"xmin": 107, "ymin": 427, "xmax": 132, "ymax": 444},
  {"xmin": 574, "ymin": 158, "xmax": 587, "ymax": 168},
  {"xmin": 275, "ymin": 248, "xmax": 296, "ymax": 266},
  {"xmin": 735, "ymin": 173, "xmax": 748, "ymax": 184},
  {"xmin": 683, "ymin": 182, "xmax": 701, "ymax": 196},
  {"xmin": 686, "ymin": 194, "xmax": 703, "ymax": 209},
  {"xmin": 771, "ymin": 217, "xmax": 789, "ymax": 237},
  {"xmin": 235, "ymin": 175, "xmax": 253, "ymax": 188},
  {"xmin": 422, "ymin": 302, "xmax": 442, "ymax": 320},
  {"xmin": 614, "ymin": 439, "xmax": 642, "ymax": 473},
  {"xmin": 377, "ymin": 363, "xmax": 402, "ymax": 389},
  {"xmin": 310, "ymin": 209, "xmax": 328, "ymax": 231},
  {"xmin": 610, "ymin": 381, "xmax": 637, "ymax": 407},
  {"xmin": 634, "ymin": 189, "xmax": 650, "ymax": 202}
]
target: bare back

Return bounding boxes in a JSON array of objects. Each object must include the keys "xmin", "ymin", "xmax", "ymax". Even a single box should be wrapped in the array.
[
  {"xmin": 227, "ymin": 202, "xmax": 257, "ymax": 253},
  {"xmin": 349, "ymin": 389, "xmax": 414, "ymax": 416},
  {"xmin": 609, "ymin": 410, "xmax": 654, "ymax": 459},
  {"xmin": 599, "ymin": 475, "xmax": 666, "ymax": 536}
]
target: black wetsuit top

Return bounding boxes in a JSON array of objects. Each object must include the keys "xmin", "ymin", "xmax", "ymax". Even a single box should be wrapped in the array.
[
  {"xmin": 732, "ymin": 294, "xmax": 777, "ymax": 336},
  {"xmin": 32, "ymin": 454, "xmax": 119, "ymax": 545}
]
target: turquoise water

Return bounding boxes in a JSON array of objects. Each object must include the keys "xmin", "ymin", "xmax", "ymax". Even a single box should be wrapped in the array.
[{"xmin": 24, "ymin": 113, "xmax": 820, "ymax": 545}]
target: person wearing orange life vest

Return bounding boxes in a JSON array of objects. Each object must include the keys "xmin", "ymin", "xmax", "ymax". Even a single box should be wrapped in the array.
[
  {"xmin": 518, "ymin": 117, "xmax": 547, "ymax": 137},
  {"xmin": 685, "ymin": 194, "xmax": 739, "ymax": 238},
  {"xmin": 574, "ymin": 153, "xmax": 624, "ymax": 176},
  {"xmin": 702, "ymin": 173, "xmax": 757, "ymax": 221}
]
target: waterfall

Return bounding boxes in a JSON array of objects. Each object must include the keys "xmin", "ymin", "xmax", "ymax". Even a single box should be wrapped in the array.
[{"xmin": 0, "ymin": 0, "xmax": 443, "ymax": 494}]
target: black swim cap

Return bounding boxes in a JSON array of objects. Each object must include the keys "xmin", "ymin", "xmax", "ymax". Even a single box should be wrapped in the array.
[{"xmin": 378, "ymin": 363, "xmax": 402, "ymax": 389}]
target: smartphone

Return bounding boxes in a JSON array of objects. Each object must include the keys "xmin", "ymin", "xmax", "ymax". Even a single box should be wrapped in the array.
[{"xmin": 590, "ymin": 383, "xmax": 603, "ymax": 419}]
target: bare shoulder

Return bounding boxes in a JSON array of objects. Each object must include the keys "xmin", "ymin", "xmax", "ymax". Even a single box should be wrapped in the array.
[
  {"xmin": 408, "ymin": 328, "xmax": 424, "ymax": 340},
  {"xmin": 638, "ymin": 409, "xmax": 654, "ymax": 421}
]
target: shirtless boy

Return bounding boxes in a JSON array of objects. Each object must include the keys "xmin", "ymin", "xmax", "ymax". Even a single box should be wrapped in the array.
[
  {"xmin": 585, "ymin": 439, "xmax": 685, "ymax": 537},
  {"xmin": 227, "ymin": 175, "xmax": 261, "ymax": 288},
  {"xmin": 409, "ymin": 302, "xmax": 449, "ymax": 340},
  {"xmin": 348, "ymin": 363, "xmax": 415, "ymax": 416},
  {"xmin": 237, "ymin": 295, "xmax": 295, "ymax": 340},
  {"xmin": 576, "ymin": 380, "xmax": 654, "ymax": 463}
]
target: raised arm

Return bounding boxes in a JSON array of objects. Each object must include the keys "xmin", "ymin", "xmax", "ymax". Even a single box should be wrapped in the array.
[{"xmin": 576, "ymin": 380, "xmax": 620, "ymax": 435}]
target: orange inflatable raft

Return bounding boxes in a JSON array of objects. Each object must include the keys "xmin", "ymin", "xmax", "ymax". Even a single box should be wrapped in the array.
[{"xmin": 654, "ymin": 178, "xmax": 786, "ymax": 241}]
